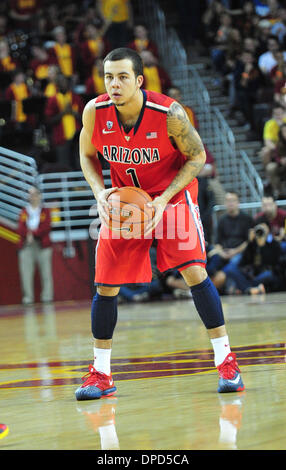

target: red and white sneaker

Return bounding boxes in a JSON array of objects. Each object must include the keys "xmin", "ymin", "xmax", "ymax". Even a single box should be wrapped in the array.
[
  {"xmin": 75, "ymin": 365, "xmax": 117, "ymax": 401},
  {"xmin": 217, "ymin": 352, "xmax": 245, "ymax": 393}
]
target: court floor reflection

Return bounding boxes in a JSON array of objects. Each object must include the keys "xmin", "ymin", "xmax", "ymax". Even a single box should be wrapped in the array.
[{"xmin": 0, "ymin": 293, "xmax": 286, "ymax": 449}]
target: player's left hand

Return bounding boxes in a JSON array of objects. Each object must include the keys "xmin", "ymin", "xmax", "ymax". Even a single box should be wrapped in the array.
[{"xmin": 144, "ymin": 196, "xmax": 168, "ymax": 236}]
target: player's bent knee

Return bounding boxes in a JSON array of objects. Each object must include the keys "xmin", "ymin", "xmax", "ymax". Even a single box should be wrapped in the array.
[{"xmin": 180, "ymin": 265, "xmax": 208, "ymax": 287}]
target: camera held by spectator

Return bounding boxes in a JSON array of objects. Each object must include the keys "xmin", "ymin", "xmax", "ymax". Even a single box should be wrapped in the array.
[
  {"xmin": 249, "ymin": 223, "xmax": 270, "ymax": 246},
  {"xmin": 254, "ymin": 223, "xmax": 269, "ymax": 240}
]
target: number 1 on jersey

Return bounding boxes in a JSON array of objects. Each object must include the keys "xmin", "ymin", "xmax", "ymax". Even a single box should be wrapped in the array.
[{"xmin": 126, "ymin": 168, "xmax": 141, "ymax": 188}]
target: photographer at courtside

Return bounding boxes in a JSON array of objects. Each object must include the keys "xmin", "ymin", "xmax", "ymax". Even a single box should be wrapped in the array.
[{"xmin": 222, "ymin": 222, "xmax": 283, "ymax": 295}]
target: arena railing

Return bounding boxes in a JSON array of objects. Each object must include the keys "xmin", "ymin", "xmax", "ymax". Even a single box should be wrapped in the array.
[
  {"xmin": 170, "ymin": 63, "xmax": 211, "ymax": 112},
  {"xmin": 37, "ymin": 169, "xmax": 111, "ymax": 256},
  {"xmin": 239, "ymin": 150, "xmax": 264, "ymax": 202},
  {"xmin": 0, "ymin": 146, "xmax": 38, "ymax": 225},
  {"xmin": 0, "ymin": 147, "xmax": 111, "ymax": 256}
]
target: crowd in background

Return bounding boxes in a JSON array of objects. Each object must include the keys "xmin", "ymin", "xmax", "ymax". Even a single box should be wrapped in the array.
[
  {"xmin": 199, "ymin": 0, "xmax": 286, "ymax": 199},
  {"xmin": 0, "ymin": 0, "xmax": 173, "ymax": 172},
  {"xmin": 2, "ymin": 0, "xmax": 286, "ymax": 189},
  {"xmin": 1, "ymin": 0, "xmax": 285, "ymax": 302}
]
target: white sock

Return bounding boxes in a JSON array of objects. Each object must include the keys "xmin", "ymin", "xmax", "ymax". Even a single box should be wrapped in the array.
[
  {"xmin": 94, "ymin": 347, "xmax": 112, "ymax": 375},
  {"xmin": 211, "ymin": 335, "xmax": 231, "ymax": 367}
]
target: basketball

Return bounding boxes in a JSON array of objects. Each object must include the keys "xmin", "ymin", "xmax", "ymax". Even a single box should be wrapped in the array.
[{"xmin": 107, "ymin": 186, "xmax": 155, "ymax": 238}]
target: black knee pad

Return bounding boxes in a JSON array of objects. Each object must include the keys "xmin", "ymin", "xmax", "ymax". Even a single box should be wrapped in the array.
[
  {"xmin": 191, "ymin": 277, "xmax": 225, "ymax": 329},
  {"xmin": 91, "ymin": 293, "xmax": 118, "ymax": 339}
]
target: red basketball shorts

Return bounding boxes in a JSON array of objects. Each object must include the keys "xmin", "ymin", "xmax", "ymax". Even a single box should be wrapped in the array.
[{"xmin": 94, "ymin": 181, "xmax": 206, "ymax": 285}]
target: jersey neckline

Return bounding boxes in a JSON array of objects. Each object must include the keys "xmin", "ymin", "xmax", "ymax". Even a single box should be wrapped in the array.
[{"xmin": 114, "ymin": 89, "xmax": 147, "ymax": 140}]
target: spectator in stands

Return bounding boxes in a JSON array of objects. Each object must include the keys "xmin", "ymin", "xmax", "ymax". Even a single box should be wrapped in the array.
[
  {"xmin": 79, "ymin": 22, "xmax": 110, "ymax": 79},
  {"xmin": 44, "ymin": 73, "xmax": 84, "ymax": 170},
  {"xmin": 17, "ymin": 186, "xmax": 54, "ymax": 305},
  {"xmin": 272, "ymin": 65, "xmax": 286, "ymax": 117},
  {"xmin": 0, "ymin": 38, "xmax": 18, "ymax": 73},
  {"xmin": 98, "ymin": 0, "xmax": 133, "ymax": 49},
  {"xmin": 270, "ymin": 51, "xmax": 286, "ymax": 87},
  {"xmin": 210, "ymin": 12, "xmax": 234, "ymax": 75},
  {"xmin": 3, "ymin": 69, "xmax": 37, "ymax": 152},
  {"xmin": 48, "ymin": 26, "xmax": 77, "ymax": 80},
  {"xmin": 216, "ymin": 26, "xmax": 243, "ymax": 97},
  {"xmin": 166, "ymin": 86, "xmax": 199, "ymax": 129},
  {"xmin": 202, "ymin": 0, "xmax": 226, "ymax": 48},
  {"xmin": 206, "ymin": 191, "xmax": 254, "ymax": 291},
  {"xmin": 225, "ymin": 27, "xmax": 243, "ymax": 66},
  {"xmin": 254, "ymin": 195, "xmax": 286, "ymax": 242},
  {"xmin": 85, "ymin": 58, "xmax": 106, "ymax": 97},
  {"xmin": 224, "ymin": 221, "xmax": 282, "ymax": 295},
  {"xmin": 258, "ymin": 35, "xmax": 286, "ymax": 75},
  {"xmin": 232, "ymin": 49, "xmax": 263, "ymax": 131},
  {"xmin": 273, "ymin": 83, "xmax": 286, "ymax": 112},
  {"xmin": 128, "ymin": 24, "xmax": 159, "ymax": 58},
  {"xmin": 140, "ymin": 50, "xmax": 172, "ymax": 94},
  {"xmin": 260, "ymin": 104, "xmax": 286, "ymax": 167},
  {"xmin": 28, "ymin": 44, "xmax": 54, "ymax": 88},
  {"xmin": 265, "ymin": 123, "xmax": 286, "ymax": 198},
  {"xmin": 5, "ymin": 69, "xmax": 30, "ymax": 127},
  {"xmin": 227, "ymin": 38, "xmax": 259, "ymax": 118},
  {"xmin": 43, "ymin": 65, "xmax": 60, "ymax": 98}
]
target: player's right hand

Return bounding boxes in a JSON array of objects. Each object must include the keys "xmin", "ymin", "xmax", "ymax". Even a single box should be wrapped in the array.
[
  {"xmin": 97, "ymin": 187, "xmax": 118, "ymax": 227},
  {"xmin": 144, "ymin": 195, "xmax": 167, "ymax": 236}
]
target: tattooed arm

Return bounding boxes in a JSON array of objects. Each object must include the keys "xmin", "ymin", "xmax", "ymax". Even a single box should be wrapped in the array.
[
  {"xmin": 161, "ymin": 101, "xmax": 206, "ymax": 203},
  {"xmin": 145, "ymin": 101, "xmax": 206, "ymax": 234}
]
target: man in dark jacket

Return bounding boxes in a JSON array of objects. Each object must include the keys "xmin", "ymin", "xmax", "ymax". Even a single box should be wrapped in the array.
[{"xmin": 207, "ymin": 191, "xmax": 254, "ymax": 289}]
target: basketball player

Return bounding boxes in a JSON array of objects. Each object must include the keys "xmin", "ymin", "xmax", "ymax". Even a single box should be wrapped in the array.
[{"xmin": 75, "ymin": 48, "xmax": 245, "ymax": 400}]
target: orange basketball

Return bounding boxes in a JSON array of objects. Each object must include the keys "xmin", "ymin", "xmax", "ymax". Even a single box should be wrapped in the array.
[{"xmin": 107, "ymin": 186, "xmax": 154, "ymax": 238}]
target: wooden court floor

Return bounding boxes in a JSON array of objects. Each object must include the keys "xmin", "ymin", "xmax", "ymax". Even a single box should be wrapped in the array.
[{"xmin": 0, "ymin": 292, "xmax": 286, "ymax": 451}]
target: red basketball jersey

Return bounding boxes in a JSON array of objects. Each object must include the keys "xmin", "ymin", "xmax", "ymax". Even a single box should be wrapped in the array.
[{"xmin": 91, "ymin": 89, "xmax": 195, "ymax": 197}]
